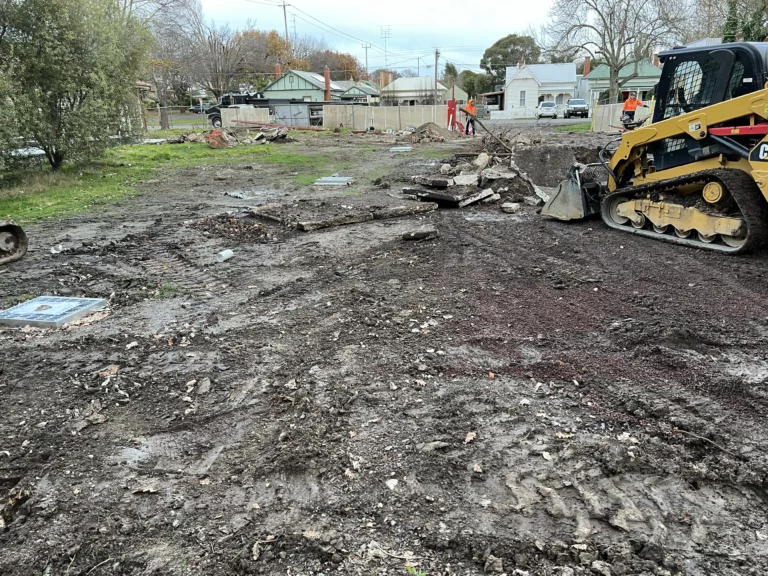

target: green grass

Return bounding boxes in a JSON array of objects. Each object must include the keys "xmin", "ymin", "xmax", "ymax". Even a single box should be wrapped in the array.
[
  {"xmin": 415, "ymin": 147, "xmax": 453, "ymax": 160},
  {"xmin": 555, "ymin": 122, "xmax": 592, "ymax": 133},
  {"xmin": 156, "ymin": 283, "xmax": 184, "ymax": 299},
  {"xmin": 0, "ymin": 142, "xmax": 335, "ymax": 223}
]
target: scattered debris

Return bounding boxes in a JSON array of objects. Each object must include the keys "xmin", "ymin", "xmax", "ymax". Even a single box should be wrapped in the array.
[
  {"xmin": 189, "ymin": 215, "xmax": 276, "ymax": 243},
  {"xmin": 465, "ymin": 431, "xmax": 477, "ymax": 444},
  {"xmin": 484, "ymin": 554, "xmax": 504, "ymax": 574},
  {"xmin": 458, "ymin": 188, "xmax": 495, "ymax": 208},
  {"xmin": 418, "ymin": 441, "xmax": 450, "ymax": 452},
  {"xmin": 473, "ymin": 463, "xmax": 483, "ymax": 473},
  {"xmin": 0, "ymin": 296, "xmax": 108, "ymax": 328},
  {"xmin": 313, "ymin": 176, "xmax": 355, "ymax": 187},
  {"xmin": 385, "ymin": 479, "xmax": 399, "ymax": 490},
  {"xmin": 411, "ymin": 175, "xmax": 452, "ymax": 189},
  {"xmin": 402, "ymin": 227, "xmax": 439, "ymax": 241},
  {"xmin": 215, "ymin": 250, "xmax": 234, "ymax": 263},
  {"xmin": 453, "ymin": 174, "xmax": 480, "ymax": 187},
  {"xmin": 208, "ymin": 129, "xmax": 237, "ymax": 149},
  {"xmin": 502, "ymin": 202, "xmax": 522, "ymax": 214}
]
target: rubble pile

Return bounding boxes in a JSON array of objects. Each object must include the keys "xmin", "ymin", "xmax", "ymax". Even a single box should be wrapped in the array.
[
  {"xmin": 403, "ymin": 151, "xmax": 550, "ymax": 209},
  {"xmin": 409, "ymin": 122, "xmax": 459, "ymax": 144},
  {"xmin": 188, "ymin": 214, "xmax": 277, "ymax": 243},
  {"xmin": 159, "ymin": 128, "xmax": 289, "ymax": 147}
]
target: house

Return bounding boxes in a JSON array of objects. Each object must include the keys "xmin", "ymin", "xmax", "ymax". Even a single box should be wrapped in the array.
[
  {"xmin": 583, "ymin": 60, "xmax": 661, "ymax": 106},
  {"xmin": 497, "ymin": 62, "xmax": 577, "ymax": 119},
  {"xmin": 340, "ymin": 83, "xmax": 381, "ymax": 105},
  {"xmin": 262, "ymin": 70, "xmax": 344, "ymax": 102},
  {"xmin": 380, "ymin": 77, "xmax": 469, "ymax": 106}
]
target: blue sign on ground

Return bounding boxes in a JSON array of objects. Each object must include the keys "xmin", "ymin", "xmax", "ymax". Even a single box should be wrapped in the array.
[{"xmin": 0, "ymin": 296, "xmax": 108, "ymax": 328}]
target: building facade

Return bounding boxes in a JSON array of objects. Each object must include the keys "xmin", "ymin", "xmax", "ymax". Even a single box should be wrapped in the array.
[
  {"xmin": 496, "ymin": 63, "xmax": 578, "ymax": 119},
  {"xmin": 262, "ymin": 70, "xmax": 344, "ymax": 102}
]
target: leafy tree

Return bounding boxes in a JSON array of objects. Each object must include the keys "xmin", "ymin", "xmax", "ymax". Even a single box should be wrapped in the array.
[
  {"xmin": 723, "ymin": 0, "xmax": 739, "ymax": 42},
  {"xmin": 443, "ymin": 62, "xmax": 459, "ymax": 87},
  {"xmin": 742, "ymin": 3, "xmax": 768, "ymax": 41},
  {"xmin": 480, "ymin": 35, "xmax": 541, "ymax": 82},
  {"xmin": 458, "ymin": 70, "xmax": 495, "ymax": 98},
  {"xmin": 0, "ymin": 0, "xmax": 146, "ymax": 170}
]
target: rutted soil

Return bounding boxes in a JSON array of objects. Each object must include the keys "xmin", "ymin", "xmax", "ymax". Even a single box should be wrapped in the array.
[{"xmin": 2, "ymin": 136, "xmax": 768, "ymax": 576}]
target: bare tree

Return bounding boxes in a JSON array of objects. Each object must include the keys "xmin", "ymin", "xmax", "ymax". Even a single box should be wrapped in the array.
[{"xmin": 545, "ymin": 0, "xmax": 687, "ymax": 102}]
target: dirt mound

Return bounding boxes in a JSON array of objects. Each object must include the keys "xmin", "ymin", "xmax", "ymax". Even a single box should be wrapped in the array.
[
  {"xmin": 410, "ymin": 122, "xmax": 459, "ymax": 144},
  {"xmin": 188, "ymin": 214, "xmax": 277, "ymax": 243}
]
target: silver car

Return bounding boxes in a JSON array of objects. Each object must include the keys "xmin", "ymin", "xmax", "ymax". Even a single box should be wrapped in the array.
[{"xmin": 536, "ymin": 101, "xmax": 558, "ymax": 119}]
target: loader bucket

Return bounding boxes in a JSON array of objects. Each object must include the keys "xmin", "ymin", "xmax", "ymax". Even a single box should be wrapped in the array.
[
  {"xmin": 0, "ymin": 221, "xmax": 28, "ymax": 265},
  {"xmin": 541, "ymin": 167, "xmax": 589, "ymax": 221}
]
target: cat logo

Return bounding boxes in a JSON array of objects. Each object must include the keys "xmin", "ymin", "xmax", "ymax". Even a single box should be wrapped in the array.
[{"xmin": 750, "ymin": 143, "xmax": 768, "ymax": 162}]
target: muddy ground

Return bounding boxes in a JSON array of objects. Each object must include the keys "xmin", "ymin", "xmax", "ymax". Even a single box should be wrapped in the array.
[{"xmin": 2, "ymin": 131, "xmax": 768, "ymax": 576}]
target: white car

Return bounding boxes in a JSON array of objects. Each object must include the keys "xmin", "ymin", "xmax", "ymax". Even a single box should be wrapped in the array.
[{"xmin": 536, "ymin": 101, "xmax": 558, "ymax": 119}]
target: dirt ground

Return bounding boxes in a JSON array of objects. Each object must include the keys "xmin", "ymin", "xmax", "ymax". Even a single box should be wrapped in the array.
[{"xmin": 2, "ymin": 131, "xmax": 768, "ymax": 576}]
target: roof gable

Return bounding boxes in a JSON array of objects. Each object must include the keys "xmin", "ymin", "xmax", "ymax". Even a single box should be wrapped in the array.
[
  {"xmin": 382, "ymin": 77, "xmax": 447, "ymax": 93},
  {"xmin": 264, "ymin": 70, "xmax": 344, "ymax": 92}
]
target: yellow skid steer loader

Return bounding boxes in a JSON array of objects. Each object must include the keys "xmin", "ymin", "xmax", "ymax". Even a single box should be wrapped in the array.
[{"xmin": 543, "ymin": 42, "xmax": 768, "ymax": 253}]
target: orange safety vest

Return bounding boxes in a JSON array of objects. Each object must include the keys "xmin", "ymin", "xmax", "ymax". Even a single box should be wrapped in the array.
[
  {"xmin": 623, "ymin": 98, "xmax": 642, "ymax": 111},
  {"xmin": 466, "ymin": 102, "xmax": 477, "ymax": 116}
]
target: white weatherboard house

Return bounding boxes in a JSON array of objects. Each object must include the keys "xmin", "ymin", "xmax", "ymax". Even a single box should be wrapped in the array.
[
  {"xmin": 494, "ymin": 63, "xmax": 578, "ymax": 119},
  {"xmin": 381, "ymin": 77, "xmax": 469, "ymax": 106}
]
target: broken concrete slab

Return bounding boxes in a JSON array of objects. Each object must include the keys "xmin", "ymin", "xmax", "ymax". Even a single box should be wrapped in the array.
[
  {"xmin": 372, "ymin": 203, "xmax": 438, "ymax": 220},
  {"xmin": 458, "ymin": 188, "xmax": 495, "ymax": 208},
  {"xmin": 413, "ymin": 189, "xmax": 468, "ymax": 204},
  {"xmin": 472, "ymin": 152, "xmax": 491, "ymax": 172},
  {"xmin": 452, "ymin": 174, "xmax": 480, "ymax": 187},
  {"xmin": 402, "ymin": 227, "xmax": 439, "ymax": 241},
  {"xmin": 411, "ymin": 175, "xmax": 452, "ymax": 189},
  {"xmin": 314, "ymin": 176, "xmax": 355, "ymax": 187},
  {"xmin": 0, "ymin": 296, "xmax": 108, "ymax": 328},
  {"xmin": 481, "ymin": 193, "xmax": 501, "ymax": 204},
  {"xmin": 298, "ymin": 213, "xmax": 373, "ymax": 231},
  {"xmin": 502, "ymin": 202, "xmax": 522, "ymax": 214}
]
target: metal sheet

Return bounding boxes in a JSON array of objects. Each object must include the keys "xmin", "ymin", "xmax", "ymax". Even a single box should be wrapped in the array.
[
  {"xmin": 0, "ymin": 296, "xmax": 108, "ymax": 328},
  {"xmin": 313, "ymin": 177, "xmax": 355, "ymax": 186}
]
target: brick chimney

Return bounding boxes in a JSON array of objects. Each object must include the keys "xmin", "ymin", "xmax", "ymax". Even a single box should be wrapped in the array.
[
  {"xmin": 275, "ymin": 64, "xmax": 282, "ymax": 79},
  {"xmin": 324, "ymin": 66, "xmax": 331, "ymax": 101},
  {"xmin": 653, "ymin": 55, "xmax": 660, "ymax": 68},
  {"xmin": 518, "ymin": 58, "xmax": 525, "ymax": 68},
  {"xmin": 583, "ymin": 56, "xmax": 590, "ymax": 76}
]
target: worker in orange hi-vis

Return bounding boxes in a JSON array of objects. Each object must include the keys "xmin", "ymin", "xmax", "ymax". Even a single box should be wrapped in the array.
[
  {"xmin": 465, "ymin": 99, "xmax": 477, "ymax": 135},
  {"xmin": 622, "ymin": 92, "xmax": 647, "ymax": 121}
]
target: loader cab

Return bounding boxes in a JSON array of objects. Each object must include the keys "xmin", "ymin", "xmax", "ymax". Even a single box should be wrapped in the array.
[{"xmin": 651, "ymin": 42, "xmax": 768, "ymax": 171}]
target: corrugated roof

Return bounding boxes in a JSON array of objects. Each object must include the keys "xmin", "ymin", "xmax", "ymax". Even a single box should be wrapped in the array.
[
  {"xmin": 288, "ymin": 70, "xmax": 345, "ymax": 92},
  {"xmin": 382, "ymin": 77, "xmax": 447, "ymax": 93},
  {"xmin": 506, "ymin": 63, "xmax": 577, "ymax": 84},
  {"xmin": 584, "ymin": 61, "xmax": 661, "ymax": 80},
  {"xmin": 343, "ymin": 84, "xmax": 379, "ymax": 96}
]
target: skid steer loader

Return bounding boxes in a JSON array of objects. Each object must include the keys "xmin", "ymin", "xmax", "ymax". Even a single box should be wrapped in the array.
[
  {"xmin": 0, "ymin": 221, "xmax": 27, "ymax": 265},
  {"xmin": 542, "ymin": 42, "xmax": 768, "ymax": 253}
]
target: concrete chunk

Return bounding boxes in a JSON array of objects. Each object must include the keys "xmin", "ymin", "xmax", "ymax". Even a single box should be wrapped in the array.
[
  {"xmin": 472, "ymin": 152, "xmax": 491, "ymax": 171},
  {"xmin": 402, "ymin": 227, "xmax": 439, "ymax": 241},
  {"xmin": 372, "ymin": 203, "xmax": 438, "ymax": 220},
  {"xmin": 458, "ymin": 188, "xmax": 495, "ymax": 208},
  {"xmin": 502, "ymin": 202, "xmax": 522, "ymax": 214},
  {"xmin": 412, "ymin": 175, "xmax": 452, "ymax": 188},
  {"xmin": 452, "ymin": 174, "xmax": 480, "ymax": 187}
]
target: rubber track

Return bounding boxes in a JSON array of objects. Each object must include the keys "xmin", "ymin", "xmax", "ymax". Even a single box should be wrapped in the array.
[{"xmin": 600, "ymin": 169, "xmax": 768, "ymax": 254}]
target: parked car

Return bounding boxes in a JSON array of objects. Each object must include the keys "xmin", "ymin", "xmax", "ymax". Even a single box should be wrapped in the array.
[
  {"xmin": 563, "ymin": 98, "xmax": 589, "ymax": 118},
  {"xmin": 189, "ymin": 103, "xmax": 213, "ymax": 114},
  {"xmin": 536, "ymin": 101, "xmax": 558, "ymax": 119}
]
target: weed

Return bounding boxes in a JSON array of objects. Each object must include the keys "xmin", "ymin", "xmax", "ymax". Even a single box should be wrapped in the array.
[
  {"xmin": 555, "ymin": 122, "xmax": 592, "ymax": 133},
  {"xmin": 406, "ymin": 568, "xmax": 427, "ymax": 576},
  {"xmin": 156, "ymin": 283, "xmax": 183, "ymax": 299}
]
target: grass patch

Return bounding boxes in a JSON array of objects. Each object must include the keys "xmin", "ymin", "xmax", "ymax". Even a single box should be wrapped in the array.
[
  {"xmin": 415, "ymin": 147, "xmax": 453, "ymax": 160},
  {"xmin": 0, "ymin": 142, "xmax": 336, "ymax": 223},
  {"xmin": 156, "ymin": 283, "xmax": 184, "ymax": 299},
  {"xmin": 555, "ymin": 122, "xmax": 592, "ymax": 133}
]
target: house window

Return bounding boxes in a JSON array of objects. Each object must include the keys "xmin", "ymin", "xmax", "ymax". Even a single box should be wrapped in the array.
[{"xmin": 519, "ymin": 90, "xmax": 526, "ymax": 106}]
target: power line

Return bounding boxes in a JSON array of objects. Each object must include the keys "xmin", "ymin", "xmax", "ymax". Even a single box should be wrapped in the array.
[
  {"xmin": 380, "ymin": 25, "xmax": 392, "ymax": 68},
  {"xmin": 288, "ymin": 3, "xmax": 385, "ymax": 52}
]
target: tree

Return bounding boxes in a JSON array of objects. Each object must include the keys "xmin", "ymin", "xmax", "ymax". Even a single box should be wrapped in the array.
[
  {"xmin": 458, "ymin": 70, "xmax": 494, "ymax": 98},
  {"xmin": 545, "ymin": 0, "xmax": 686, "ymax": 103},
  {"xmin": 723, "ymin": 0, "xmax": 739, "ymax": 41},
  {"xmin": 442, "ymin": 62, "xmax": 459, "ymax": 87},
  {"xmin": 480, "ymin": 34, "xmax": 541, "ymax": 82},
  {"xmin": 0, "ymin": 0, "xmax": 145, "ymax": 170}
]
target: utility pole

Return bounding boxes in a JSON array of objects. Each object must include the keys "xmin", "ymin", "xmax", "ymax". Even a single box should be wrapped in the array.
[
  {"xmin": 361, "ymin": 43, "xmax": 371, "ymax": 76},
  {"xmin": 434, "ymin": 48, "xmax": 440, "ymax": 108},
  {"xmin": 282, "ymin": 1, "xmax": 289, "ymax": 43},
  {"xmin": 291, "ymin": 14, "xmax": 297, "ymax": 40},
  {"xmin": 380, "ymin": 26, "xmax": 392, "ymax": 69}
]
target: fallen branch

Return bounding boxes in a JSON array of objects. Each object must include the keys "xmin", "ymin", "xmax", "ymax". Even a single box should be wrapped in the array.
[{"xmin": 673, "ymin": 428, "xmax": 739, "ymax": 458}]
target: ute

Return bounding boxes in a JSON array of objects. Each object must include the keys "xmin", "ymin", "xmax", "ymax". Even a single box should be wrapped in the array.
[
  {"xmin": 0, "ymin": 221, "xmax": 27, "ymax": 265},
  {"xmin": 543, "ymin": 42, "xmax": 768, "ymax": 253}
]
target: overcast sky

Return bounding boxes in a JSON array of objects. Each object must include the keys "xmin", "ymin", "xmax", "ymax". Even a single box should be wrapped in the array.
[{"xmin": 199, "ymin": 0, "xmax": 555, "ymax": 75}]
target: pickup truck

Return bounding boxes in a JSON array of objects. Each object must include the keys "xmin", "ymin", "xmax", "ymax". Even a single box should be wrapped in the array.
[{"xmin": 563, "ymin": 98, "xmax": 589, "ymax": 119}]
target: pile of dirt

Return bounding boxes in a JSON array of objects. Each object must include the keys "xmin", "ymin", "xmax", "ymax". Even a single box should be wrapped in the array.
[
  {"xmin": 410, "ymin": 122, "xmax": 459, "ymax": 144},
  {"xmin": 188, "ymin": 214, "xmax": 277, "ymax": 243}
]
